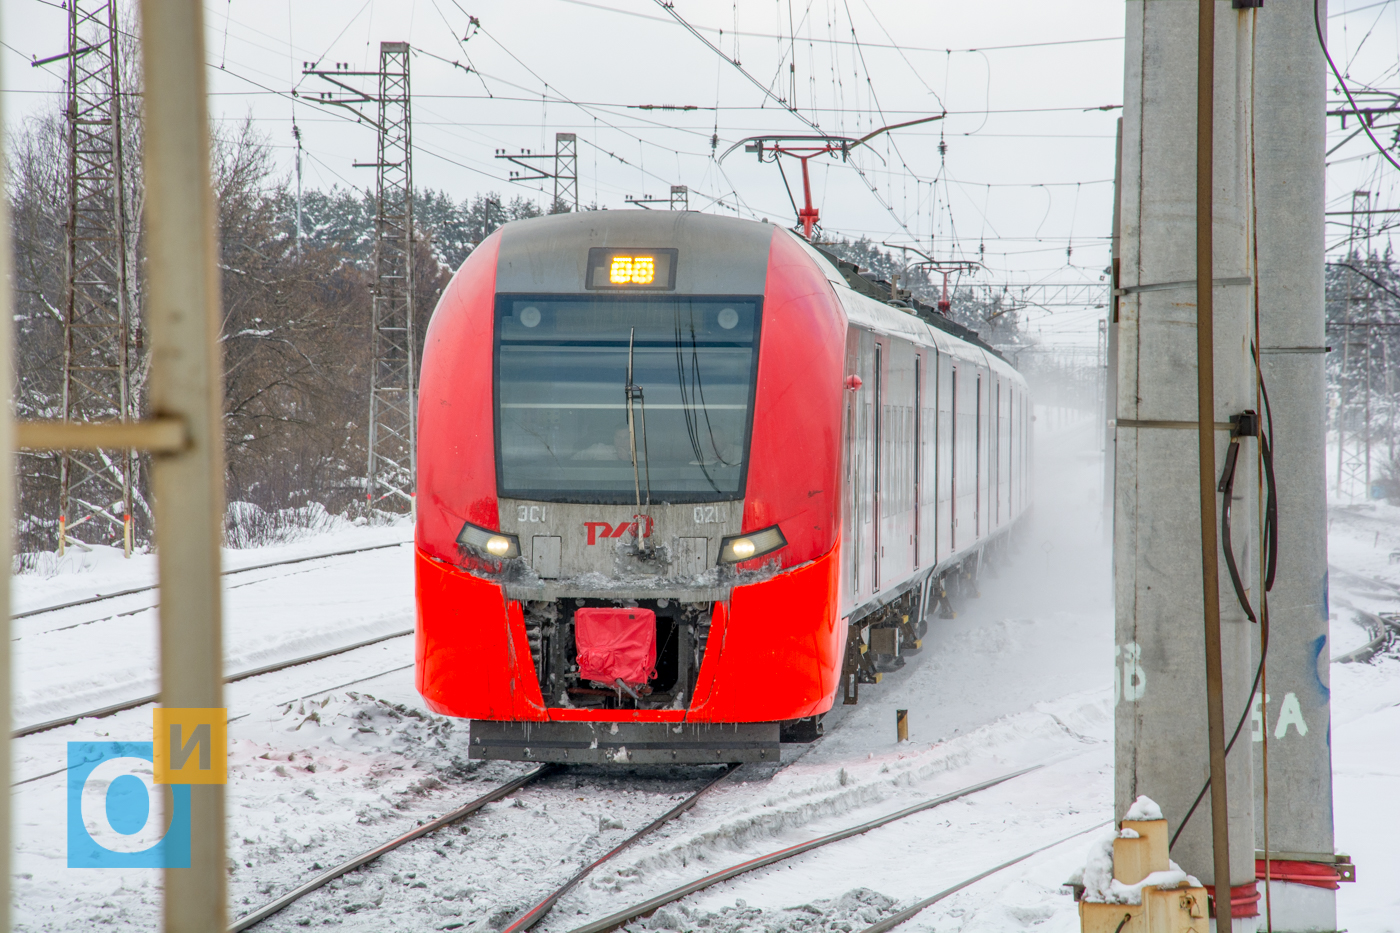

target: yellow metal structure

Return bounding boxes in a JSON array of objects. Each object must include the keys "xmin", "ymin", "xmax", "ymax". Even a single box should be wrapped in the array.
[{"xmin": 1080, "ymin": 817, "xmax": 1209, "ymax": 933}]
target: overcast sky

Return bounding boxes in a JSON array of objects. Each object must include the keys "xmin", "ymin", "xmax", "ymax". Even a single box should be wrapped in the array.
[{"xmin": 2, "ymin": 1, "xmax": 1397, "ymax": 348}]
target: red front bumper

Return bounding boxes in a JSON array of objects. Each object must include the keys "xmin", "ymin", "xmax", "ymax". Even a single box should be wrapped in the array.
[{"xmin": 415, "ymin": 543, "xmax": 843, "ymax": 724}]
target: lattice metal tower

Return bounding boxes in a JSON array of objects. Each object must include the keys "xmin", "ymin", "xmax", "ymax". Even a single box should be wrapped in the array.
[
  {"xmin": 301, "ymin": 44, "xmax": 418, "ymax": 511},
  {"xmin": 670, "ymin": 185, "xmax": 689, "ymax": 210},
  {"xmin": 61, "ymin": 0, "xmax": 136, "ymax": 555},
  {"xmin": 555, "ymin": 132, "xmax": 577, "ymax": 212},
  {"xmin": 366, "ymin": 42, "xmax": 416, "ymax": 510},
  {"xmin": 498, "ymin": 133, "xmax": 578, "ymax": 212},
  {"xmin": 1336, "ymin": 190, "xmax": 1373, "ymax": 498}
]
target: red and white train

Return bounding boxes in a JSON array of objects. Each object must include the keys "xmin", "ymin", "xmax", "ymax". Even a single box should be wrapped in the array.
[{"xmin": 414, "ymin": 211, "xmax": 1030, "ymax": 763}]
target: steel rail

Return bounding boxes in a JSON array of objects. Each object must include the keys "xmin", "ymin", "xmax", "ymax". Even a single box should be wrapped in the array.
[
  {"xmin": 501, "ymin": 764, "xmax": 740, "ymax": 933},
  {"xmin": 1331, "ymin": 601, "xmax": 1400, "ymax": 664},
  {"xmin": 565, "ymin": 764, "xmax": 1043, "ymax": 933},
  {"xmin": 856, "ymin": 820, "xmax": 1112, "ymax": 933},
  {"xmin": 12, "ymin": 538, "xmax": 412, "ymax": 620},
  {"xmin": 228, "ymin": 764, "xmax": 556, "ymax": 933},
  {"xmin": 11, "ymin": 627, "xmax": 414, "ymax": 738}
]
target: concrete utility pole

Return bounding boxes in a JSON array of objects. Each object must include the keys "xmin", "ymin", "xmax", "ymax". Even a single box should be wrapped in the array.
[
  {"xmin": 1252, "ymin": 3, "xmax": 1340, "ymax": 930},
  {"xmin": 141, "ymin": 0, "xmax": 229, "ymax": 926},
  {"xmin": 1115, "ymin": 0, "xmax": 1259, "ymax": 925}
]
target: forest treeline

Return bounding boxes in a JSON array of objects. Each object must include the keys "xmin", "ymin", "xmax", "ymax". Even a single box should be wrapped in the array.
[{"xmin": 9, "ymin": 96, "xmax": 547, "ymax": 555}]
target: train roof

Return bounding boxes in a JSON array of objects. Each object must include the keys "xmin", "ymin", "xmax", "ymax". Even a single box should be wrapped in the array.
[
  {"xmin": 486, "ymin": 210, "xmax": 1015, "ymax": 371},
  {"xmin": 493, "ymin": 210, "xmax": 773, "ymax": 297}
]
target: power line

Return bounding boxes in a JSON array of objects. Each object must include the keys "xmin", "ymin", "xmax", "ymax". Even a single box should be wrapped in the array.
[
  {"xmin": 555, "ymin": 0, "xmax": 1123, "ymax": 55},
  {"xmin": 653, "ymin": 0, "xmax": 919, "ymax": 239},
  {"xmin": 1315, "ymin": 0, "xmax": 1400, "ymax": 174}
]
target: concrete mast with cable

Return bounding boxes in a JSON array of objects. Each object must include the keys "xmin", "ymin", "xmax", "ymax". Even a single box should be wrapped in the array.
[
  {"xmin": 1253, "ymin": 3, "xmax": 1340, "ymax": 928},
  {"xmin": 60, "ymin": 0, "xmax": 137, "ymax": 556},
  {"xmin": 1115, "ymin": 0, "xmax": 1258, "ymax": 922}
]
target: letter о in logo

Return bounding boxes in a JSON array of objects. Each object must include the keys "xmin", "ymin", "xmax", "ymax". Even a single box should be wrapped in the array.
[{"xmin": 67, "ymin": 742, "xmax": 191, "ymax": 868}]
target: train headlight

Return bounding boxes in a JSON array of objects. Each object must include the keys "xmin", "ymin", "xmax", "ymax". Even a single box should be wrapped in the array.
[
  {"xmin": 456, "ymin": 521, "xmax": 521, "ymax": 560},
  {"xmin": 718, "ymin": 525, "xmax": 787, "ymax": 564}
]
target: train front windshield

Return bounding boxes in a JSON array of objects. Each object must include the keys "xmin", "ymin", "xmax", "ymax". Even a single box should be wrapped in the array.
[{"xmin": 495, "ymin": 295, "xmax": 761, "ymax": 503}]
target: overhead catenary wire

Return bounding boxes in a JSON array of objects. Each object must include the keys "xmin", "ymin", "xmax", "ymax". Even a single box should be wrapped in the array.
[{"xmin": 1315, "ymin": 0, "xmax": 1400, "ymax": 174}]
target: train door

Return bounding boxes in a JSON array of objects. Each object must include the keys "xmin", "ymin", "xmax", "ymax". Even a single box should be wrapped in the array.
[
  {"xmin": 994, "ymin": 380, "xmax": 1002, "ymax": 529},
  {"xmin": 949, "ymin": 365, "xmax": 958, "ymax": 551},
  {"xmin": 936, "ymin": 353, "xmax": 952, "ymax": 561},
  {"xmin": 1007, "ymin": 386, "xmax": 1014, "ymax": 521},
  {"xmin": 975, "ymin": 373, "xmax": 982, "ymax": 539},
  {"xmin": 843, "ymin": 333, "xmax": 861, "ymax": 603},
  {"xmin": 872, "ymin": 342, "xmax": 882, "ymax": 591},
  {"xmin": 913, "ymin": 354, "xmax": 921, "ymax": 569},
  {"xmin": 1000, "ymin": 379, "xmax": 1011, "ymax": 526}
]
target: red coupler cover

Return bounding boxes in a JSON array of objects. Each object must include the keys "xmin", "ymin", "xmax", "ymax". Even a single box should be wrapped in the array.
[{"xmin": 575, "ymin": 608, "xmax": 657, "ymax": 686}]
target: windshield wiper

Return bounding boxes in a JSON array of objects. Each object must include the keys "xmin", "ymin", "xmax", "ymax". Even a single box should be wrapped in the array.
[{"xmin": 624, "ymin": 327, "xmax": 652, "ymax": 549}]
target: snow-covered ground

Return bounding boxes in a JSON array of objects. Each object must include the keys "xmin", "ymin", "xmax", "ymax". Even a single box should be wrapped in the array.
[{"xmin": 9, "ymin": 415, "xmax": 1399, "ymax": 932}]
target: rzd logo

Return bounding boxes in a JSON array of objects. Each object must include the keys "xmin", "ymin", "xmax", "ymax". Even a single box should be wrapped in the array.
[
  {"xmin": 67, "ymin": 708, "xmax": 225, "ymax": 868},
  {"xmin": 584, "ymin": 516, "xmax": 654, "ymax": 545}
]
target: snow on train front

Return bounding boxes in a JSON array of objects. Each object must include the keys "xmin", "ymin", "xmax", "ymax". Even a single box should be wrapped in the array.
[{"xmin": 414, "ymin": 210, "xmax": 848, "ymax": 764}]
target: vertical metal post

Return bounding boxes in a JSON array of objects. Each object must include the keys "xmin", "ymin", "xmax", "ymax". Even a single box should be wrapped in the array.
[
  {"xmin": 1106, "ymin": 118, "xmax": 1122, "ymax": 526},
  {"xmin": 365, "ymin": 42, "xmax": 416, "ymax": 512},
  {"xmin": 139, "ymin": 0, "xmax": 227, "ymax": 929},
  {"xmin": 61, "ymin": 0, "xmax": 136, "ymax": 556},
  {"xmin": 0, "ymin": 14, "xmax": 17, "ymax": 923},
  {"xmin": 554, "ymin": 131, "xmax": 578, "ymax": 212},
  {"xmin": 670, "ymin": 185, "xmax": 689, "ymax": 211},
  {"xmin": 293, "ymin": 123, "xmax": 304, "ymax": 259},
  {"xmin": 1253, "ymin": 1, "xmax": 1337, "ymax": 927},
  {"xmin": 1194, "ymin": 0, "xmax": 1234, "ymax": 907}
]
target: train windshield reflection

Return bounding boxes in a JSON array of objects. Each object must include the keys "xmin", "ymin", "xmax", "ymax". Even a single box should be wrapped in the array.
[{"xmin": 494, "ymin": 295, "xmax": 762, "ymax": 502}]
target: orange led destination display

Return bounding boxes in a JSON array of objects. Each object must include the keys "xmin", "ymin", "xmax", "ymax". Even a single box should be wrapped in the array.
[{"xmin": 586, "ymin": 247, "xmax": 678, "ymax": 290}]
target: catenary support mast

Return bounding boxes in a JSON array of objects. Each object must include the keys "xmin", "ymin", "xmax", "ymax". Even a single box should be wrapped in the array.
[
  {"xmin": 1253, "ymin": 2, "xmax": 1338, "ymax": 929},
  {"xmin": 366, "ymin": 42, "xmax": 416, "ymax": 511},
  {"xmin": 60, "ymin": 0, "xmax": 137, "ymax": 555},
  {"xmin": 1115, "ymin": 0, "xmax": 1258, "ymax": 923},
  {"xmin": 301, "ymin": 45, "xmax": 418, "ymax": 512}
]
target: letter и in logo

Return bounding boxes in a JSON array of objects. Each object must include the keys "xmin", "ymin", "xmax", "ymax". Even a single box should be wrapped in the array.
[
  {"xmin": 67, "ymin": 742, "xmax": 191, "ymax": 868},
  {"xmin": 153, "ymin": 708, "xmax": 227, "ymax": 784}
]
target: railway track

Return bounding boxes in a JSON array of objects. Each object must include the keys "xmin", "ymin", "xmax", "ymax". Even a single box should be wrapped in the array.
[
  {"xmin": 10, "ymin": 538, "xmax": 414, "ymax": 739},
  {"xmin": 12, "ymin": 538, "xmax": 411, "ymax": 622},
  {"xmin": 855, "ymin": 820, "xmax": 1111, "ymax": 933},
  {"xmin": 11, "ymin": 627, "xmax": 414, "ymax": 739},
  {"xmin": 1332, "ymin": 599, "xmax": 1400, "ymax": 664},
  {"xmin": 565, "ymin": 764, "xmax": 1046, "ymax": 933},
  {"xmin": 229, "ymin": 763, "xmax": 740, "ymax": 933}
]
